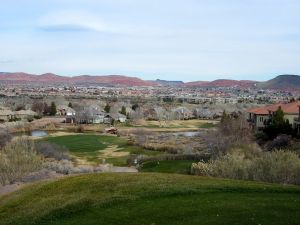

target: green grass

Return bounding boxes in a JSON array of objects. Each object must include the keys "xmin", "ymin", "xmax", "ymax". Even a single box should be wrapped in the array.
[
  {"xmin": 140, "ymin": 160, "xmax": 195, "ymax": 174},
  {"xmin": 0, "ymin": 173, "xmax": 300, "ymax": 225},
  {"xmin": 44, "ymin": 134, "xmax": 160, "ymax": 166},
  {"xmin": 45, "ymin": 135, "xmax": 125, "ymax": 153},
  {"xmin": 199, "ymin": 122, "xmax": 216, "ymax": 129}
]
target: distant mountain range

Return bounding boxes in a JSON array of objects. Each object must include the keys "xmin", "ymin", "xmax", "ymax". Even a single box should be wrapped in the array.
[
  {"xmin": 184, "ymin": 79, "xmax": 255, "ymax": 88},
  {"xmin": 0, "ymin": 72, "xmax": 300, "ymax": 91},
  {"xmin": 0, "ymin": 72, "xmax": 156, "ymax": 86}
]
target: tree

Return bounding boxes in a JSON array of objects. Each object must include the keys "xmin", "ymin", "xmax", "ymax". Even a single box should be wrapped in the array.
[
  {"xmin": 31, "ymin": 100, "xmax": 45, "ymax": 115},
  {"xmin": 273, "ymin": 107, "xmax": 285, "ymax": 125},
  {"xmin": 263, "ymin": 107, "xmax": 293, "ymax": 139},
  {"xmin": 68, "ymin": 102, "xmax": 73, "ymax": 108},
  {"xmin": 131, "ymin": 103, "xmax": 139, "ymax": 111},
  {"xmin": 43, "ymin": 103, "xmax": 50, "ymax": 115},
  {"xmin": 204, "ymin": 114, "xmax": 253, "ymax": 157},
  {"xmin": 50, "ymin": 102, "xmax": 57, "ymax": 116},
  {"xmin": 104, "ymin": 103, "xmax": 110, "ymax": 113},
  {"xmin": 120, "ymin": 106, "xmax": 126, "ymax": 115},
  {"xmin": 220, "ymin": 110, "xmax": 230, "ymax": 123}
]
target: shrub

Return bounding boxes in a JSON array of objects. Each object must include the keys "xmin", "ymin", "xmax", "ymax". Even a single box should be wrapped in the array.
[
  {"xmin": 43, "ymin": 160, "xmax": 94, "ymax": 174},
  {"xmin": 33, "ymin": 115, "xmax": 42, "ymax": 120},
  {"xmin": 76, "ymin": 125, "xmax": 85, "ymax": 133},
  {"xmin": 265, "ymin": 134, "xmax": 291, "ymax": 151},
  {"xmin": 0, "ymin": 138, "xmax": 42, "ymax": 185},
  {"xmin": 0, "ymin": 129, "xmax": 12, "ymax": 148},
  {"xmin": 191, "ymin": 148, "xmax": 300, "ymax": 185},
  {"xmin": 8, "ymin": 117, "xmax": 21, "ymax": 122},
  {"xmin": 43, "ymin": 160, "xmax": 74, "ymax": 175},
  {"xmin": 35, "ymin": 142, "xmax": 70, "ymax": 160},
  {"xmin": 252, "ymin": 151, "xmax": 300, "ymax": 184},
  {"xmin": 191, "ymin": 161, "xmax": 212, "ymax": 176}
]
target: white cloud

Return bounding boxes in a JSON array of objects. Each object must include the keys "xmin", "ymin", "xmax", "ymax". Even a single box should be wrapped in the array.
[{"xmin": 38, "ymin": 10, "xmax": 110, "ymax": 32}]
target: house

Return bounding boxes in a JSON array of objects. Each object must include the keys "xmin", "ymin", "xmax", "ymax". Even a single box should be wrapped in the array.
[
  {"xmin": 57, "ymin": 105, "xmax": 76, "ymax": 116},
  {"xmin": 103, "ymin": 114, "xmax": 113, "ymax": 124},
  {"xmin": 110, "ymin": 113, "xmax": 127, "ymax": 123},
  {"xmin": 0, "ymin": 109, "xmax": 15, "ymax": 122},
  {"xmin": 73, "ymin": 105, "xmax": 127, "ymax": 125},
  {"xmin": 75, "ymin": 106, "xmax": 105, "ymax": 124},
  {"xmin": 57, "ymin": 105, "xmax": 76, "ymax": 124},
  {"xmin": 66, "ymin": 115, "xmax": 76, "ymax": 124},
  {"xmin": 93, "ymin": 113, "xmax": 105, "ymax": 124},
  {"xmin": 247, "ymin": 101, "xmax": 300, "ymax": 130}
]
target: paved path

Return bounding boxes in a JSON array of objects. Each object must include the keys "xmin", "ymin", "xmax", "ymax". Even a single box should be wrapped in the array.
[
  {"xmin": 0, "ymin": 183, "xmax": 23, "ymax": 196},
  {"xmin": 95, "ymin": 164, "xmax": 138, "ymax": 173}
]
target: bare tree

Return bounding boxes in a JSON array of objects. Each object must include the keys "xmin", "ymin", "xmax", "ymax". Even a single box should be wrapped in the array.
[{"xmin": 31, "ymin": 100, "xmax": 45, "ymax": 115}]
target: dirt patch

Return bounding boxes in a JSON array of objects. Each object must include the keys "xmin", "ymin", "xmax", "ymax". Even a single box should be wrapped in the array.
[
  {"xmin": 74, "ymin": 156, "xmax": 96, "ymax": 167},
  {"xmin": 48, "ymin": 132, "xmax": 81, "ymax": 137},
  {"xmin": 95, "ymin": 164, "xmax": 137, "ymax": 172},
  {"xmin": 99, "ymin": 145, "xmax": 129, "ymax": 158}
]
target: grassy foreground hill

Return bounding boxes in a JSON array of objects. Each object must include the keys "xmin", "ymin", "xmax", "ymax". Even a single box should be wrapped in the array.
[{"xmin": 0, "ymin": 173, "xmax": 300, "ymax": 225}]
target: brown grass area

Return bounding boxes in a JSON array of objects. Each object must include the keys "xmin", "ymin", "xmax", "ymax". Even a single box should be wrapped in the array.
[
  {"xmin": 99, "ymin": 145, "xmax": 129, "ymax": 158},
  {"xmin": 131, "ymin": 119, "xmax": 218, "ymax": 128}
]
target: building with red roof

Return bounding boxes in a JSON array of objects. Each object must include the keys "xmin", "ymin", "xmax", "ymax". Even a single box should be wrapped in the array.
[{"xmin": 247, "ymin": 101, "xmax": 300, "ymax": 130}]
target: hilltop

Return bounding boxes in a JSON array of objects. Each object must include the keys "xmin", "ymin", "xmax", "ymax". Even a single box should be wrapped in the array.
[
  {"xmin": 153, "ymin": 79, "xmax": 184, "ymax": 86},
  {"xmin": 257, "ymin": 74, "xmax": 300, "ymax": 91},
  {"xmin": 0, "ymin": 173, "xmax": 299, "ymax": 225}
]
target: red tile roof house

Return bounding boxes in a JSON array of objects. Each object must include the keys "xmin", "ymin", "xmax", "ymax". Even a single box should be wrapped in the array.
[{"xmin": 247, "ymin": 101, "xmax": 300, "ymax": 132}]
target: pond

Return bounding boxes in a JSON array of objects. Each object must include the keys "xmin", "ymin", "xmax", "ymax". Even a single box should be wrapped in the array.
[
  {"xmin": 173, "ymin": 131, "xmax": 201, "ymax": 137},
  {"xmin": 30, "ymin": 130, "xmax": 48, "ymax": 137}
]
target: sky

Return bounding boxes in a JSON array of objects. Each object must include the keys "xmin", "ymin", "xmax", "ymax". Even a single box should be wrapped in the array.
[{"xmin": 1, "ymin": 0, "xmax": 300, "ymax": 82}]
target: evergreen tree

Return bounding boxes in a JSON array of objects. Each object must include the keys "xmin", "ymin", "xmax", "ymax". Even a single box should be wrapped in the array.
[
  {"xmin": 120, "ymin": 106, "xmax": 126, "ymax": 115},
  {"xmin": 131, "ymin": 103, "xmax": 139, "ymax": 111},
  {"xmin": 273, "ymin": 107, "xmax": 285, "ymax": 125},
  {"xmin": 220, "ymin": 110, "xmax": 230, "ymax": 123},
  {"xmin": 263, "ymin": 106, "xmax": 293, "ymax": 139},
  {"xmin": 50, "ymin": 102, "xmax": 57, "ymax": 116},
  {"xmin": 104, "ymin": 103, "xmax": 110, "ymax": 113},
  {"xmin": 68, "ymin": 102, "xmax": 73, "ymax": 108}
]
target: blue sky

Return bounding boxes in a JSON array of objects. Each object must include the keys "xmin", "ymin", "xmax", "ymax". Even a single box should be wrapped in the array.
[{"xmin": 1, "ymin": 0, "xmax": 300, "ymax": 81}]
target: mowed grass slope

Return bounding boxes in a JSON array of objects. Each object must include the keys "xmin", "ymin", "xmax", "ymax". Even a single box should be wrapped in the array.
[
  {"xmin": 0, "ymin": 173, "xmax": 300, "ymax": 225},
  {"xmin": 140, "ymin": 160, "xmax": 196, "ymax": 174}
]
